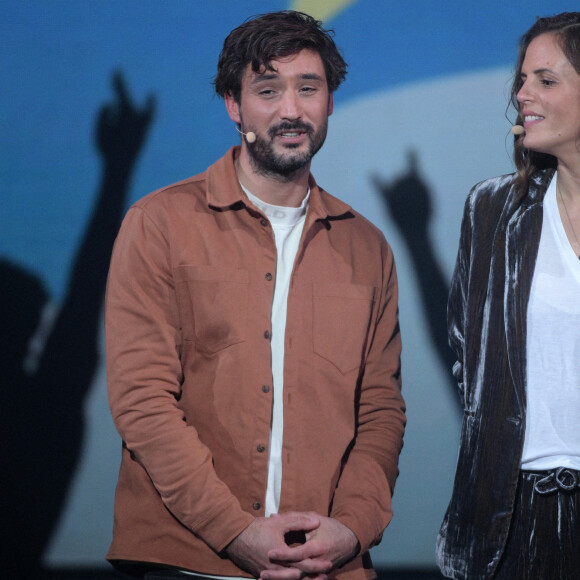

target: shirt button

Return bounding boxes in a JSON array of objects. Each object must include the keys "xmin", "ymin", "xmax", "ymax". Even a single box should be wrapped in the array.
[
  {"xmin": 262, "ymin": 384, "xmax": 270, "ymax": 393},
  {"xmin": 257, "ymin": 444, "xmax": 266, "ymax": 453},
  {"xmin": 264, "ymin": 330, "xmax": 271, "ymax": 339},
  {"xmin": 260, "ymin": 218, "xmax": 268, "ymax": 227},
  {"xmin": 265, "ymin": 272, "xmax": 272, "ymax": 281},
  {"xmin": 253, "ymin": 502, "xmax": 261, "ymax": 511}
]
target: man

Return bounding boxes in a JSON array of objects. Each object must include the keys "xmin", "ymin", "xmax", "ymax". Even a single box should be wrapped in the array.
[{"xmin": 105, "ymin": 11, "xmax": 405, "ymax": 580}]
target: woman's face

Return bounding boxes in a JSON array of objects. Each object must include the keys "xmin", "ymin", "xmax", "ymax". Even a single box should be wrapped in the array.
[{"xmin": 517, "ymin": 33, "xmax": 580, "ymax": 164}]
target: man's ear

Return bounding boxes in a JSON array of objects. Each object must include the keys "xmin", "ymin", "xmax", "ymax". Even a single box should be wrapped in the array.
[
  {"xmin": 224, "ymin": 91, "xmax": 241, "ymax": 124},
  {"xmin": 327, "ymin": 93, "xmax": 334, "ymax": 117}
]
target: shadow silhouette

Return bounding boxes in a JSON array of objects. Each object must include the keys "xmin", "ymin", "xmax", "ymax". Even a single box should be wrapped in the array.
[
  {"xmin": 371, "ymin": 151, "xmax": 459, "ymax": 409},
  {"xmin": 0, "ymin": 72, "xmax": 155, "ymax": 578}
]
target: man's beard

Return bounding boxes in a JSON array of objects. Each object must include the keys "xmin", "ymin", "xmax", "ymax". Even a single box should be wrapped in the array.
[{"xmin": 243, "ymin": 119, "xmax": 328, "ymax": 181}]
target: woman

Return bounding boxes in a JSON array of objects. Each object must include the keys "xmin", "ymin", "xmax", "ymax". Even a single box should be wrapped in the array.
[{"xmin": 437, "ymin": 12, "xmax": 580, "ymax": 580}]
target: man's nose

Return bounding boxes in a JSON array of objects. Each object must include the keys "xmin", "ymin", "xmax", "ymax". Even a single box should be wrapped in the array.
[{"xmin": 279, "ymin": 92, "xmax": 302, "ymax": 120}]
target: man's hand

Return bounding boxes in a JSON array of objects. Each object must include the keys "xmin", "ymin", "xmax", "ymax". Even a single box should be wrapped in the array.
[
  {"xmin": 261, "ymin": 515, "xmax": 360, "ymax": 580},
  {"xmin": 225, "ymin": 512, "xmax": 321, "ymax": 579}
]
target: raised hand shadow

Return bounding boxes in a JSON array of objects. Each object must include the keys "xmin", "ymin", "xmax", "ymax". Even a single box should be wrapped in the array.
[
  {"xmin": 0, "ymin": 71, "xmax": 155, "ymax": 578},
  {"xmin": 372, "ymin": 150, "xmax": 459, "ymax": 410}
]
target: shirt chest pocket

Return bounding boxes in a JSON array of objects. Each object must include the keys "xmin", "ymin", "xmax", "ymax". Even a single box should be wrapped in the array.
[
  {"xmin": 175, "ymin": 266, "xmax": 249, "ymax": 353},
  {"xmin": 312, "ymin": 283, "xmax": 377, "ymax": 374}
]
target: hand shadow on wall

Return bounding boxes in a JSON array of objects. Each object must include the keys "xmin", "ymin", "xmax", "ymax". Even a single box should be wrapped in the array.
[
  {"xmin": 0, "ymin": 72, "xmax": 155, "ymax": 578},
  {"xmin": 371, "ymin": 151, "xmax": 460, "ymax": 410}
]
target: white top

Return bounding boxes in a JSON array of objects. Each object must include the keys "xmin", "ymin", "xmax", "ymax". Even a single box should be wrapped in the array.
[
  {"xmin": 522, "ymin": 172, "xmax": 580, "ymax": 471},
  {"xmin": 243, "ymin": 187, "xmax": 308, "ymax": 514}
]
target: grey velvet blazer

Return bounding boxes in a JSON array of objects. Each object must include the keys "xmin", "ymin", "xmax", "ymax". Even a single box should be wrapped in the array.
[{"xmin": 436, "ymin": 168, "xmax": 555, "ymax": 579}]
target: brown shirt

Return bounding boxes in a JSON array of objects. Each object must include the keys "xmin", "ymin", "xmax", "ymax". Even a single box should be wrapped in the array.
[{"xmin": 105, "ymin": 147, "xmax": 405, "ymax": 579}]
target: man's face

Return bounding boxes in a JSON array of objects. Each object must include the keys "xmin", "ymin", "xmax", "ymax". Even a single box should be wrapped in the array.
[{"xmin": 225, "ymin": 49, "xmax": 333, "ymax": 179}]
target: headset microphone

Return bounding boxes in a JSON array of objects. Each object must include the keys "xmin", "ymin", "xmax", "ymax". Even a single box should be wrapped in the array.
[
  {"xmin": 236, "ymin": 127, "xmax": 256, "ymax": 143},
  {"xmin": 511, "ymin": 125, "xmax": 525, "ymax": 136}
]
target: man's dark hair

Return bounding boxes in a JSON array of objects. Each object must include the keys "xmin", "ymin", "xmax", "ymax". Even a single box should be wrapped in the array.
[{"xmin": 214, "ymin": 10, "xmax": 347, "ymax": 102}]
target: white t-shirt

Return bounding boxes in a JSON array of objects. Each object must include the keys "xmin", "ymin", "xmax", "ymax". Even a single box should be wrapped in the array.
[{"xmin": 522, "ymin": 172, "xmax": 580, "ymax": 471}]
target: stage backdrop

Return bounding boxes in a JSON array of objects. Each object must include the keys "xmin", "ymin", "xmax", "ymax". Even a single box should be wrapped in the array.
[{"xmin": 1, "ymin": 0, "xmax": 576, "ymax": 570}]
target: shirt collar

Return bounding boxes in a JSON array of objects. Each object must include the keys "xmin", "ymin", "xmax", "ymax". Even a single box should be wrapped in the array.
[{"xmin": 205, "ymin": 146, "xmax": 352, "ymax": 221}]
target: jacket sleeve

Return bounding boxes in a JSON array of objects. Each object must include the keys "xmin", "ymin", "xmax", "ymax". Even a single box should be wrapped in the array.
[
  {"xmin": 105, "ymin": 205, "xmax": 254, "ymax": 553},
  {"xmin": 448, "ymin": 188, "xmax": 476, "ymax": 408},
  {"xmin": 329, "ymin": 240, "xmax": 406, "ymax": 553}
]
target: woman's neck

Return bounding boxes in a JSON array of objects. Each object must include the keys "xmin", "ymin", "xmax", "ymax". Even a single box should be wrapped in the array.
[{"xmin": 556, "ymin": 161, "xmax": 580, "ymax": 202}]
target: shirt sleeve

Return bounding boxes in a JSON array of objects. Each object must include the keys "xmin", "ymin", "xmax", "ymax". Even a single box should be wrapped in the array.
[
  {"xmin": 329, "ymin": 240, "xmax": 406, "ymax": 553},
  {"xmin": 106, "ymin": 205, "xmax": 254, "ymax": 553}
]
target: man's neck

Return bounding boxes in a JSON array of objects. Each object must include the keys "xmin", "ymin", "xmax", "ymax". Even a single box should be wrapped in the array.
[{"xmin": 234, "ymin": 150, "xmax": 310, "ymax": 208}]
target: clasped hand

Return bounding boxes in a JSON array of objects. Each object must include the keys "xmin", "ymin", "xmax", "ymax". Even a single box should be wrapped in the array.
[{"xmin": 225, "ymin": 512, "xmax": 359, "ymax": 580}]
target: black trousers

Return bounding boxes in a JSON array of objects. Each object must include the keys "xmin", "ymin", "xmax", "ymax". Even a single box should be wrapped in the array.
[{"xmin": 495, "ymin": 469, "xmax": 580, "ymax": 579}]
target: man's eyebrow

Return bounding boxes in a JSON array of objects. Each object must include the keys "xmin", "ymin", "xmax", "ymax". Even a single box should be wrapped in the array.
[
  {"xmin": 251, "ymin": 73, "xmax": 278, "ymax": 84},
  {"xmin": 250, "ymin": 72, "xmax": 325, "ymax": 84},
  {"xmin": 299, "ymin": 73, "xmax": 325, "ymax": 82}
]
